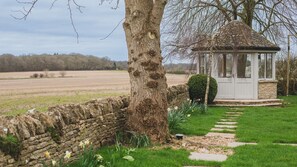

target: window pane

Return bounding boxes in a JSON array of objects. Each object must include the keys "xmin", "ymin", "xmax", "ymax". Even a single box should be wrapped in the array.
[
  {"xmin": 218, "ymin": 54, "xmax": 233, "ymax": 78},
  {"xmin": 266, "ymin": 54, "xmax": 272, "ymax": 78},
  {"xmin": 237, "ymin": 54, "xmax": 252, "ymax": 78},
  {"xmin": 199, "ymin": 54, "xmax": 209, "ymax": 74},
  {"xmin": 258, "ymin": 54, "xmax": 265, "ymax": 78},
  {"xmin": 199, "ymin": 55, "xmax": 205, "ymax": 74}
]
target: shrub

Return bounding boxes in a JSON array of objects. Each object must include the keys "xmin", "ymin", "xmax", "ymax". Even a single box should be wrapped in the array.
[
  {"xmin": 60, "ymin": 71, "xmax": 66, "ymax": 77},
  {"xmin": 0, "ymin": 134, "xmax": 22, "ymax": 159},
  {"xmin": 188, "ymin": 74, "xmax": 218, "ymax": 104},
  {"xmin": 31, "ymin": 73, "xmax": 39, "ymax": 78},
  {"xmin": 39, "ymin": 73, "xmax": 44, "ymax": 78}
]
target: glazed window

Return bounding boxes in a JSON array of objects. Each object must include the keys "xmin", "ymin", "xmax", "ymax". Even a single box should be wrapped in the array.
[
  {"xmin": 198, "ymin": 54, "xmax": 209, "ymax": 74},
  {"xmin": 237, "ymin": 54, "xmax": 252, "ymax": 78},
  {"xmin": 218, "ymin": 54, "xmax": 233, "ymax": 78},
  {"xmin": 258, "ymin": 53, "xmax": 273, "ymax": 79}
]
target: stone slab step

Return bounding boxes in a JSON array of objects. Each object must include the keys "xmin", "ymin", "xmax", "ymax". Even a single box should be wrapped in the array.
[
  {"xmin": 227, "ymin": 142, "xmax": 258, "ymax": 148},
  {"xmin": 215, "ymin": 125, "xmax": 237, "ymax": 129},
  {"xmin": 189, "ymin": 152, "xmax": 228, "ymax": 162},
  {"xmin": 211, "ymin": 128, "xmax": 235, "ymax": 132},
  {"xmin": 220, "ymin": 119, "xmax": 237, "ymax": 122},
  {"xmin": 228, "ymin": 142, "xmax": 297, "ymax": 148},
  {"xmin": 230, "ymin": 108, "xmax": 245, "ymax": 111},
  {"xmin": 213, "ymin": 103, "xmax": 283, "ymax": 107},
  {"xmin": 276, "ymin": 143, "xmax": 297, "ymax": 147},
  {"xmin": 214, "ymin": 99, "xmax": 283, "ymax": 104},
  {"xmin": 226, "ymin": 112, "xmax": 243, "ymax": 114},
  {"xmin": 217, "ymin": 122, "xmax": 237, "ymax": 125},
  {"xmin": 205, "ymin": 132, "xmax": 235, "ymax": 139}
]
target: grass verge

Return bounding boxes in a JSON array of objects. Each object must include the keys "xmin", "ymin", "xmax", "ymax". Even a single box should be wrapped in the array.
[
  {"xmin": 236, "ymin": 96, "xmax": 297, "ymax": 143},
  {"xmin": 223, "ymin": 144, "xmax": 297, "ymax": 167},
  {"xmin": 0, "ymin": 92, "xmax": 127, "ymax": 116},
  {"xmin": 90, "ymin": 147, "xmax": 221, "ymax": 167},
  {"xmin": 172, "ymin": 107, "xmax": 227, "ymax": 136}
]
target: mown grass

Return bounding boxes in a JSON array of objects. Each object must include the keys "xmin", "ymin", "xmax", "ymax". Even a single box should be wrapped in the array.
[
  {"xmin": 91, "ymin": 147, "xmax": 221, "ymax": 167},
  {"xmin": 223, "ymin": 144, "xmax": 297, "ymax": 167},
  {"xmin": 236, "ymin": 96, "xmax": 297, "ymax": 143},
  {"xmin": 172, "ymin": 107, "xmax": 227, "ymax": 136},
  {"xmin": 0, "ymin": 92, "xmax": 127, "ymax": 116}
]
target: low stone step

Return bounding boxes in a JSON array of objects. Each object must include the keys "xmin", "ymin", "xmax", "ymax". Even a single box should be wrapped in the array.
[
  {"xmin": 276, "ymin": 143, "xmax": 297, "ymax": 147},
  {"xmin": 205, "ymin": 132, "xmax": 235, "ymax": 139},
  {"xmin": 220, "ymin": 119, "xmax": 237, "ymax": 122},
  {"xmin": 212, "ymin": 102, "xmax": 283, "ymax": 107},
  {"xmin": 226, "ymin": 112, "xmax": 243, "ymax": 114},
  {"xmin": 228, "ymin": 142, "xmax": 257, "ymax": 148},
  {"xmin": 230, "ymin": 108, "xmax": 245, "ymax": 111},
  {"xmin": 211, "ymin": 128, "xmax": 235, "ymax": 133},
  {"xmin": 215, "ymin": 125, "xmax": 237, "ymax": 129},
  {"xmin": 189, "ymin": 152, "xmax": 228, "ymax": 162},
  {"xmin": 217, "ymin": 122, "xmax": 237, "ymax": 125}
]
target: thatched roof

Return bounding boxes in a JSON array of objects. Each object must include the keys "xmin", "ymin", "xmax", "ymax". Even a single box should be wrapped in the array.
[{"xmin": 192, "ymin": 20, "xmax": 281, "ymax": 52}]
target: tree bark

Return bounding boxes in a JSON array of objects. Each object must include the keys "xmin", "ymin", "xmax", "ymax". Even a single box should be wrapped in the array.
[{"xmin": 123, "ymin": 0, "xmax": 169, "ymax": 142}]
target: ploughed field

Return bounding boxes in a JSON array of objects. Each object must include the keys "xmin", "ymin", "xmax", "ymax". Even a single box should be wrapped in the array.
[{"xmin": 0, "ymin": 71, "xmax": 188, "ymax": 115}]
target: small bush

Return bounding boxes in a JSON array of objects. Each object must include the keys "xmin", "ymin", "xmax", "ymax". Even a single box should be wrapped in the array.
[
  {"xmin": 60, "ymin": 71, "xmax": 66, "ymax": 77},
  {"xmin": 0, "ymin": 134, "xmax": 22, "ymax": 159},
  {"xmin": 31, "ymin": 73, "xmax": 39, "ymax": 78},
  {"xmin": 39, "ymin": 73, "xmax": 44, "ymax": 78},
  {"xmin": 188, "ymin": 74, "xmax": 218, "ymax": 104}
]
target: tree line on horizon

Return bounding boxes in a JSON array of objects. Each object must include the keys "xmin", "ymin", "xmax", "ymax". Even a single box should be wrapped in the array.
[
  {"xmin": 0, "ymin": 53, "xmax": 128, "ymax": 72},
  {"xmin": 0, "ymin": 53, "xmax": 196, "ymax": 73}
]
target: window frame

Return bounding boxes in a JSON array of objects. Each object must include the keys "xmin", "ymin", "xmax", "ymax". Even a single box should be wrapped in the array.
[{"xmin": 258, "ymin": 53, "xmax": 273, "ymax": 80}]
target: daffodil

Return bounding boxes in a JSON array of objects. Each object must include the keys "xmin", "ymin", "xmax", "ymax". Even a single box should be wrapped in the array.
[
  {"xmin": 64, "ymin": 151, "xmax": 72, "ymax": 159},
  {"xmin": 187, "ymin": 114, "xmax": 191, "ymax": 117},
  {"xmin": 79, "ymin": 141, "xmax": 85, "ymax": 148},
  {"xmin": 167, "ymin": 108, "xmax": 171, "ymax": 112},
  {"xmin": 44, "ymin": 151, "xmax": 51, "ymax": 159},
  {"xmin": 84, "ymin": 139, "xmax": 90, "ymax": 146},
  {"xmin": 95, "ymin": 154, "xmax": 103, "ymax": 162},
  {"xmin": 52, "ymin": 160, "xmax": 57, "ymax": 166},
  {"xmin": 174, "ymin": 106, "xmax": 178, "ymax": 110}
]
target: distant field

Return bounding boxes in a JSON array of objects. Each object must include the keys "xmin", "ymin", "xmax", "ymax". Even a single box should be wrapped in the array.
[{"xmin": 0, "ymin": 71, "xmax": 188, "ymax": 115}]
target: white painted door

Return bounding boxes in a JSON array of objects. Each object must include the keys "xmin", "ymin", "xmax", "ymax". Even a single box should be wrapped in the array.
[
  {"xmin": 234, "ymin": 54, "xmax": 254, "ymax": 99},
  {"xmin": 215, "ymin": 54, "xmax": 255, "ymax": 99},
  {"xmin": 215, "ymin": 54, "xmax": 235, "ymax": 99}
]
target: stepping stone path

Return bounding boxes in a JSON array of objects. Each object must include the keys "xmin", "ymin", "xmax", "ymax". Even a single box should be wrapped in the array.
[
  {"xmin": 209, "ymin": 110, "xmax": 243, "ymax": 134},
  {"xmin": 188, "ymin": 107, "xmax": 297, "ymax": 166},
  {"xmin": 189, "ymin": 108, "xmax": 243, "ymax": 163},
  {"xmin": 189, "ymin": 152, "xmax": 228, "ymax": 162}
]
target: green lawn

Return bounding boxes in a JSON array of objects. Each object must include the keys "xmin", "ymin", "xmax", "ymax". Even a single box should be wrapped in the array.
[
  {"xmin": 223, "ymin": 144, "xmax": 297, "ymax": 167},
  {"xmin": 236, "ymin": 96, "xmax": 297, "ymax": 143},
  {"xmin": 70, "ymin": 96, "xmax": 297, "ymax": 167},
  {"xmin": 87, "ymin": 147, "xmax": 221, "ymax": 167},
  {"xmin": 172, "ymin": 107, "xmax": 227, "ymax": 136}
]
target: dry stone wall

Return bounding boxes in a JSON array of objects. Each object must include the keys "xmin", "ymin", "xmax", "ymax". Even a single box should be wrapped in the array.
[{"xmin": 0, "ymin": 84, "xmax": 189, "ymax": 167}]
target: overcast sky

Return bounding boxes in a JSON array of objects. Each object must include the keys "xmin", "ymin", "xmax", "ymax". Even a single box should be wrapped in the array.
[{"xmin": 0, "ymin": 1, "xmax": 128, "ymax": 61}]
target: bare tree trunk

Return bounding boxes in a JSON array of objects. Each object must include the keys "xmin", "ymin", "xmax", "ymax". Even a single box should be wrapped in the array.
[
  {"xmin": 123, "ymin": 0, "xmax": 169, "ymax": 142},
  {"xmin": 204, "ymin": 40, "xmax": 214, "ymax": 111}
]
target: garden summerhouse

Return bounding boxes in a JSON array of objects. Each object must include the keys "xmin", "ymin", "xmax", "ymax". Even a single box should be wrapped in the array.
[{"xmin": 192, "ymin": 21, "xmax": 281, "ymax": 103}]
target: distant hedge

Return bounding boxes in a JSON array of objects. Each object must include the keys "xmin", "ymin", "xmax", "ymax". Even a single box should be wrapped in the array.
[{"xmin": 0, "ymin": 54, "xmax": 128, "ymax": 72}]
